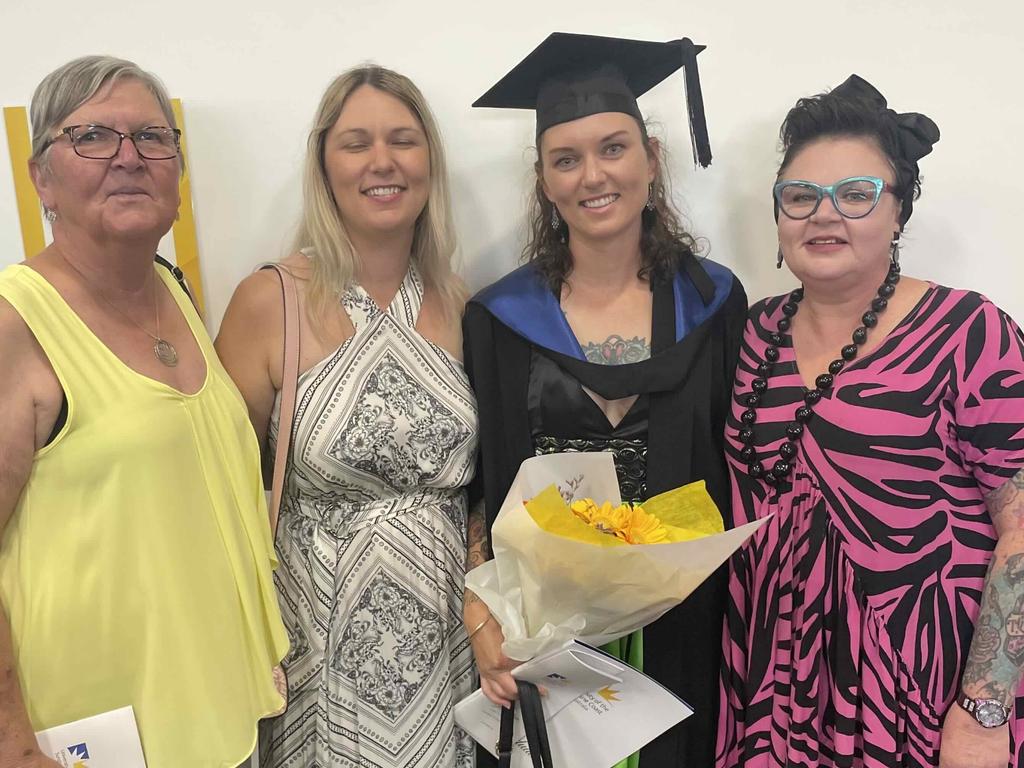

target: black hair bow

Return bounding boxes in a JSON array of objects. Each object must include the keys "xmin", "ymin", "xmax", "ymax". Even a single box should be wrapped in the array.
[
  {"xmin": 831, "ymin": 74, "xmax": 940, "ymax": 164},
  {"xmin": 831, "ymin": 74, "xmax": 939, "ymax": 226}
]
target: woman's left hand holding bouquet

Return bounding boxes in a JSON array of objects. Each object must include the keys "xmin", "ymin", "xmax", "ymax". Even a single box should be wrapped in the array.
[
  {"xmin": 465, "ymin": 588, "xmax": 519, "ymax": 708},
  {"xmin": 465, "ymin": 500, "xmax": 519, "ymax": 708}
]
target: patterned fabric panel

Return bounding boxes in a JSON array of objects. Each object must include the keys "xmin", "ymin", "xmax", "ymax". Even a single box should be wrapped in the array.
[{"xmin": 261, "ymin": 266, "xmax": 478, "ymax": 768}]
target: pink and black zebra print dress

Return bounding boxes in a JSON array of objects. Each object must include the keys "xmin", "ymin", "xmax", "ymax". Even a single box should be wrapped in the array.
[{"xmin": 717, "ymin": 285, "xmax": 1024, "ymax": 767}]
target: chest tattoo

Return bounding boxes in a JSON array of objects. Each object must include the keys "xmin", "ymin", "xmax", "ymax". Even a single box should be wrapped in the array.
[{"xmin": 581, "ymin": 334, "xmax": 651, "ymax": 365}]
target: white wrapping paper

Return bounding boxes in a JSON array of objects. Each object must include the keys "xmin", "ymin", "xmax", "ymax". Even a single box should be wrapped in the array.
[{"xmin": 465, "ymin": 452, "xmax": 769, "ymax": 660}]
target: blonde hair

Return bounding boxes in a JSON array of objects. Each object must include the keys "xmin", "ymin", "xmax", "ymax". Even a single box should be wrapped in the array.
[{"xmin": 295, "ymin": 65, "xmax": 463, "ymax": 323}]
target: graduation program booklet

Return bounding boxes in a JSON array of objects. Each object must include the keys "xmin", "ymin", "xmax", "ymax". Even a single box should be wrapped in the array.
[
  {"xmin": 35, "ymin": 705, "xmax": 147, "ymax": 767},
  {"xmin": 455, "ymin": 640, "xmax": 693, "ymax": 768}
]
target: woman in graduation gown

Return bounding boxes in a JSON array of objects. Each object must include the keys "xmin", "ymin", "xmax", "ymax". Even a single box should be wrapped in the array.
[{"xmin": 462, "ymin": 33, "xmax": 748, "ymax": 767}]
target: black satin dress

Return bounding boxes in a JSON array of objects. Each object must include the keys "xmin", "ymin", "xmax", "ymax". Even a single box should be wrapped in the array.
[{"xmin": 529, "ymin": 349, "xmax": 650, "ymax": 504}]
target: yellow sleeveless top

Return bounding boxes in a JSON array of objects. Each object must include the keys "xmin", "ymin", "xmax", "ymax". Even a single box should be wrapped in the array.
[{"xmin": 0, "ymin": 264, "xmax": 288, "ymax": 767}]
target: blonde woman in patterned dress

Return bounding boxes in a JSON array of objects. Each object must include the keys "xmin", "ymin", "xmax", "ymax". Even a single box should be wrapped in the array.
[{"xmin": 217, "ymin": 66, "xmax": 478, "ymax": 767}]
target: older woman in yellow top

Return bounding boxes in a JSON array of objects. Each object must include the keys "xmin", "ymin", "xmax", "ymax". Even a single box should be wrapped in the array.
[{"xmin": 0, "ymin": 56, "xmax": 287, "ymax": 767}]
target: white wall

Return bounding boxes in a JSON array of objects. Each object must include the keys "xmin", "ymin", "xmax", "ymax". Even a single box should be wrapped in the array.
[{"xmin": 2, "ymin": 0, "xmax": 1021, "ymax": 329}]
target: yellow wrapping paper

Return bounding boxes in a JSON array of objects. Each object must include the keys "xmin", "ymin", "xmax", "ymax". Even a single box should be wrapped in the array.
[{"xmin": 525, "ymin": 481, "xmax": 724, "ymax": 546}]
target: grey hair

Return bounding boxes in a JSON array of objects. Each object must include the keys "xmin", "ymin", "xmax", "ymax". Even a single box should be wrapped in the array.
[{"xmin": 29, "ymin": 55, "xmax": 178, "ymax": 169}]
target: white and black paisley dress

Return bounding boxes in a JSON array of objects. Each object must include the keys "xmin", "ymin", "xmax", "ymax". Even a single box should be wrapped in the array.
[{"xmin": 259, "ymin": 265, "xmax": 478, "ymax": 768}]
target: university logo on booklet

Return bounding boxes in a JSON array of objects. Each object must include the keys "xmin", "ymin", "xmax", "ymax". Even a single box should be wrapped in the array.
[
  {"xmin": 35, "ymin": 705, "xmax": 146, "ymax": 767},
  {"xmin": 62, "ymin": 742, "xmax": 90, "ymax": 768}
]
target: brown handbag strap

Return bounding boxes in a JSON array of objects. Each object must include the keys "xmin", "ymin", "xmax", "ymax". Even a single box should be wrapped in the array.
[{"xmin": 264, "ymin": 264, "xmax": 300, "ymax": 537}]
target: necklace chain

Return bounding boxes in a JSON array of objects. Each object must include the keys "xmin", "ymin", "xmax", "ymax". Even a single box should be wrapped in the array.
[
  {"xmin": 739, "ymin": 263, "xmax": 901, "ymax": 487},
  {"xmin": 59, "ymin": 251, "xmax": 179, "ymax": 367}
]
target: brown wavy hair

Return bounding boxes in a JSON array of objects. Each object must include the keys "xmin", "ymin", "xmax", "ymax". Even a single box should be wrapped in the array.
[{"xmin": 522, "ymin": 119, "xmax": 701, "ymax": 290}]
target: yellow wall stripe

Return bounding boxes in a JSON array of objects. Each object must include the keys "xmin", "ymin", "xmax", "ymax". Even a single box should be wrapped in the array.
[
  {"xmin": 170, "ymin": 98, "xmax": 205, "ymax": 316},
  {"xmin": 4, "ymin": 106, "xmax": 45, "ymax": 258}
]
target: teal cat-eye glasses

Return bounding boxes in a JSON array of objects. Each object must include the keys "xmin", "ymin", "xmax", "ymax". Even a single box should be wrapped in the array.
[{"xmin": 773, "ymin": 176, "xmax": 898, "ymax": 220}]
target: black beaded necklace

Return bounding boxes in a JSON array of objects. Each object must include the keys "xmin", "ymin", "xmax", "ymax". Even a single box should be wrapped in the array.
[{"xmin": 738, "ymin": 263, "xmax": 901, "ymax": 487}]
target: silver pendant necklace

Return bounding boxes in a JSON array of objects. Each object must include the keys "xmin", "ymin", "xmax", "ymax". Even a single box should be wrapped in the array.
[{"xmin": 60, "ymin": 251, "xmax": 179, "ymax": 367}]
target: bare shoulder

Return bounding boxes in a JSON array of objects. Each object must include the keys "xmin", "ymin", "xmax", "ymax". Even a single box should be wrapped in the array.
[
  {"xmin": 0, "ymin": 297, "xmax": 50, "ymax": 385},
  {"xmin": 216, "ymin": 258, "xmax": 318, "ymax": 391},
  {"xmin": 229, "ymin": 254, "xmax": 312, "ymax": 307},
  {"xmin": 232, "ymin": 254, "xmax": 314, "ymax": 312},
  {"xmin": 0, "ymin": 297, "xmax": 62, "ymax": 450},
  {"xmin": 279, "ymin": 251, "xmax": 314, "ymax": 278},
  {"xmin": 216, "ymin": 268, "xmax": 284, "ymax": 365},
  {"xmin": 221, "ymin": 264, "xmax": 294, "ymax": 333},
  {"xmin": 232, "ymin": 267, "xmax": 282, "ymax": 307}
]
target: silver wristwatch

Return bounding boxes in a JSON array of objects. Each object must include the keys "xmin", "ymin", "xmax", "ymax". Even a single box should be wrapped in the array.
[{"xmin": 956, "ymin": 690, "xmax": 1011, "ymax": 728}]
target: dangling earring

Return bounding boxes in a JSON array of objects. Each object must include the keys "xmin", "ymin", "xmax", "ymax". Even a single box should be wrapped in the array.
[
  {"xmin": 645, "ymin": 183, "xmax": 656, "ymax": 212},
  {"xmin": 890, "ymin": 232, "xmax": 901, "ymax": 268},
  {"xmin": 551, "ymin": 206, "xmax": 561, "ymax": 231},
  {"xmin": 776, "ymin": 246, "xmax": 784, "ymax": 269},
  {"xmin": 44, "ymin": 208, "xmax": 57, "ymax": 223}
]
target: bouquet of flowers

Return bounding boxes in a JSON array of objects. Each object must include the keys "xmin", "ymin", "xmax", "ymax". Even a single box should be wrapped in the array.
[{"xmin": 465, "ymin": 452, "xmax": 768, "ymax": 660}]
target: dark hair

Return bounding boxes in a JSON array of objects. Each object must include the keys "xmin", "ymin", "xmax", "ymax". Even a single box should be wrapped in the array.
[
  {"xmin": 777, "ymin": 90, "xmax": 923, "ymax": 229},
  {"xmin": 522, "ymin": 119, "xmax": 701, "ymax": 290}
]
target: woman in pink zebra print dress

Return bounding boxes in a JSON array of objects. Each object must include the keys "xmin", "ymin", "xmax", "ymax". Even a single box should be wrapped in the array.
[{"xmin": 718, "ymin": 75, "xmax": 1024, "ymax": 768}]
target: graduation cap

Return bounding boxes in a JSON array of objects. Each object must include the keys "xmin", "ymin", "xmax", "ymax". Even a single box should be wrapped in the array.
[{"xmin": 473, "ymin": 32, "xmax": 713, "ymax": 168}]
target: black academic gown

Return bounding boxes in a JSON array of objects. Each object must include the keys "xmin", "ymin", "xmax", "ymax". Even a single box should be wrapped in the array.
[{"xmin": 463, "ymin": 253, "xmax": 747, "ymax": 768}]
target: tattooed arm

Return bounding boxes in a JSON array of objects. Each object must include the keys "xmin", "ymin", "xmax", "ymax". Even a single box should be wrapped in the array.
[
  {"xmin": 939, "ymin": 468, "xmax": 1024, "ymax": 767},
  {"xmin": 463, "ymin": 499, "xmax": 518, "ymax": 707},
  {"xmin": 463, "ymin": 499, "xmax": 489, "ymax": 615},
  {"xmin": 465, "ymin": 499, "xmax": 489, "ymax": 572},
  {"xmin": 963, "ymin": 469, "xmax": 1024, "ymax": 702}
]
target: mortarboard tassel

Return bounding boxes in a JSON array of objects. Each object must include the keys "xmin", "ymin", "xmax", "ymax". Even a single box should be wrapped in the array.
[{"xmin": 678, "ymin": 38, "xmax": 712, "ymax": 168}]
